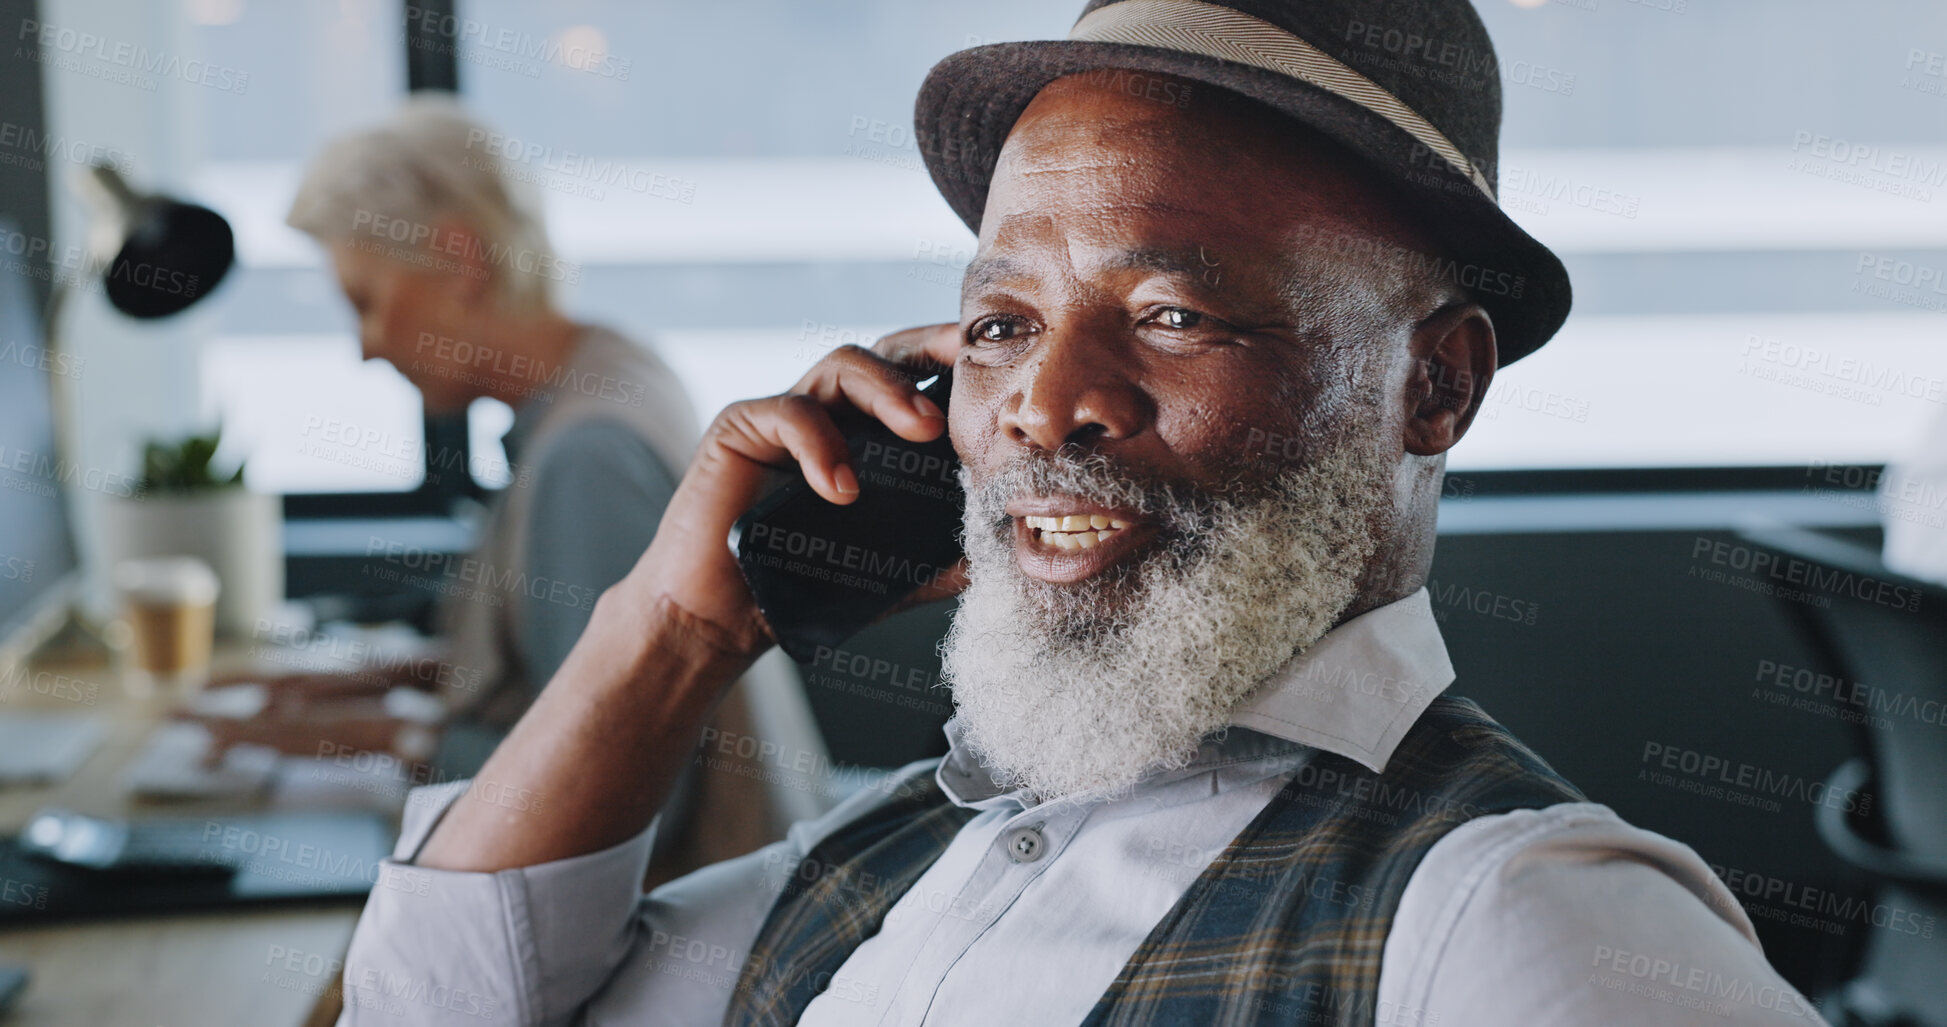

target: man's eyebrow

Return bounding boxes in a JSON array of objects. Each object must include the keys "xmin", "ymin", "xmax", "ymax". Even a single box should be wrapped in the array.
[
  {"xmin": 1102, "ymin": 246, "xmax": 1225, "ymax": 281},
  {"xmin": 963, "ymin": 247, "xmax": 1226, "ymax": 294},
  {"xmin": 962, "ymin": 255, "xmax": 1028, "ymax": 294}
]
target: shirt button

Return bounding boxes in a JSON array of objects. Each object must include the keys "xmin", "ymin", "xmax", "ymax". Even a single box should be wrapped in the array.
[{"xmin": 1003, "ymin": 825, "xmax": 1046, "ymax": 864}]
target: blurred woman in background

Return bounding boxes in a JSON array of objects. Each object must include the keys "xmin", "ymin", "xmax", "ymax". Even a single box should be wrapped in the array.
[{"xmin": 210, "ymin": 96, "xmax": 828, "ymax": 880}]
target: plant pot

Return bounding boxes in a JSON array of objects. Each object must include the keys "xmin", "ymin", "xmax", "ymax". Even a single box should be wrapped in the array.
[{"xmin": 94, "ymin": 488, "xmax": 283, "ymax": 639}]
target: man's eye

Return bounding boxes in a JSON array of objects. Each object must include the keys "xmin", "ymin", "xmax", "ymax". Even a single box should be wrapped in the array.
[
  {"xmin": 975, "ymin": 318, "xmax": 1021, "ymax": 342},
  {"xmin": 1157, "ymin": 308, "xmax": 1203, "ymax": 330}
]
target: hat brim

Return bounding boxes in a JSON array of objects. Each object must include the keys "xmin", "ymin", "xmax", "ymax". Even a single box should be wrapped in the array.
[{"xmin": 914, "ymin": 40, "xmax": 1572, "ymax": 366}]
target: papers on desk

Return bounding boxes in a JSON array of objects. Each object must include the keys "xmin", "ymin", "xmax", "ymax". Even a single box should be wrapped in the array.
[
  {"xmin": 123, "ymin": 683, "xmax": 430, "ymax": 811},
  {"xmin": 0, "ymin": 713, "xmax": 108, "ymax": 785},
  {"xmin": 121, "ymin": 722, "xmax": 280, "ymax": 800}
]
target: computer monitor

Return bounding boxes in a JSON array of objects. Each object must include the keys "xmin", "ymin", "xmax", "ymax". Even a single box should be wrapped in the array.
[{"xmin": 0, "ymin": 234, "xmax": 80, "ymax": 675}]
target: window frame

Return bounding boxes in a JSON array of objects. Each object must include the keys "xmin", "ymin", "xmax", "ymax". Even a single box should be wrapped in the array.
[
  {"xmin": 284, "ymin": 0, "xmax": 483, "ymax": 524},
  {"xmin": 281, "ymin": 2, "xmax": 1893, "ymax": 527}
]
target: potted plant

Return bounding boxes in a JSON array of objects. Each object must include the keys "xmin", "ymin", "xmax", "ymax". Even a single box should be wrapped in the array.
[{"xmin": 94, "ymin": 429, "xmax": 282, "ymax": 639}]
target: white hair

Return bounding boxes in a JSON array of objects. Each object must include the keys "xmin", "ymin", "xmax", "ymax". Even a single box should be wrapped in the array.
[
  {"xmin": 942, "ymin": 431, "xmax": 1396, "ymax": 806},
  {"xmin": 286, "ymin": 93, "xmax": 557, "ymax": 313}
]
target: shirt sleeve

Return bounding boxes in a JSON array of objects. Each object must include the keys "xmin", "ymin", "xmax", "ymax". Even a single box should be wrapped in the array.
[
  {"xmin": 336, "ymin": 764, "xmax": 938, "ymax": 1027},
  {"xmin": 517, "ymin": 419, "xmax": 679, "ymax": 695},
  {"xmin": 1379, "ymin": 802, "xmax": 1828, "ymax": 1026}
]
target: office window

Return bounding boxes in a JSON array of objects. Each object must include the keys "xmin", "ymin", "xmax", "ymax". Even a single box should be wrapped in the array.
[
  {"xmin": 455, "ymin": 0, "xmax": 1947, "ymax": 475},
  {"xmin": 182, "ymin": 0, "xmax": 422, "ymax": 494},
  {"xmin": 155, "ymin": 0, "xmax": 1947, "ymax": 490}
]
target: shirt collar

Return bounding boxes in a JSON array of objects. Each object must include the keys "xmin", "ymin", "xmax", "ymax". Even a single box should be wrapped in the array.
[
  {"xmin": 1226, "ymin": 587, "xmax": 1453, "ymax": 773},
  {"xmin": 935, "ymin": 587, "xmax": 1454, "ymax": 806}
]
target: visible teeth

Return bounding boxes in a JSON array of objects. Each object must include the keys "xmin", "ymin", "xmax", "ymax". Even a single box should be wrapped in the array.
[{"xmin": 1023, "ymin": 513, "xmax": 1135, "ymax": 548}]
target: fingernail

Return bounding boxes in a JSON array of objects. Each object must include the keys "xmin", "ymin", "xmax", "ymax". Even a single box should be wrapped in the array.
[
  {"xmin": 834, "ymin": 465, "xmax": 860, "ymax": 494},
  {"xmin": 913, "ymin": 395, "xmax": 944, "ymax": 420}
]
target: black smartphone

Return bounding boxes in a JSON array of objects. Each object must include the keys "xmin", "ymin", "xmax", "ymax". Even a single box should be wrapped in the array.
[{"xmin": 728, "ymin": 370, "xmax": 963, "ymax": 663}]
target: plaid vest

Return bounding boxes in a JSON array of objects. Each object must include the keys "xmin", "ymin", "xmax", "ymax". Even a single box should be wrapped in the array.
[{"xmin": 723, "ymin": 696, "xmax": 1583, "ymax": 1026}]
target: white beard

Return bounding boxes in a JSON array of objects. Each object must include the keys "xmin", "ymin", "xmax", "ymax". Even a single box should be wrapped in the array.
[{"xmin": 941, "ymin": 437, "xmax": 1396, "ymax": 805}]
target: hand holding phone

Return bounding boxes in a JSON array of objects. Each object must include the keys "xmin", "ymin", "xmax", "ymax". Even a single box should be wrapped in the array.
[
  {"xmin": 730, "ymin": 370, "xmax": 964, "ymax": 662},
  {"xmin": 414, "ymin": 326, "xmax": 964, "ymax": 873},
  {"xmin": 609, "ymin": 324, "xmax": 965, "ymax": 665}
]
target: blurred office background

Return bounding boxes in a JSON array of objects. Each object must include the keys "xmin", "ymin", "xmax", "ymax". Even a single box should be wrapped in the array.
[{"xmin": 8, "ymin": 0, "xmax": 1947, "ymax": 1010}]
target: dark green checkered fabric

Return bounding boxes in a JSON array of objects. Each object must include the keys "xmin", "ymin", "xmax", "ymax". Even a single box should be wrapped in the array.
[{"xmin": 723, "ymin": 696, "xmax": 1583, "ymax": 1026}]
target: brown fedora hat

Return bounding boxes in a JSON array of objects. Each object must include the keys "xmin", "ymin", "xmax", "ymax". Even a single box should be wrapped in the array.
[{"xmin": 914, "ymin": 0, "xmax": 1572, "ymax": 366}]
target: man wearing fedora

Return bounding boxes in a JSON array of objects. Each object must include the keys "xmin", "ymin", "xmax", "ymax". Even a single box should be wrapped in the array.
[{"xmin": 334, "ymin": 1, "xmax": 1821, "ymax": 1024}]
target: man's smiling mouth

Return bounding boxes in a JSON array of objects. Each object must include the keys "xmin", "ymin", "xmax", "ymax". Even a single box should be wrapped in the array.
[
  {"xmin": 1006, "ymin": 501, "xmax": 1159, "ymax": 584},
  {"xmin": 1021, "ymin": 513, "xmax": 1133, "ymax": 550}
]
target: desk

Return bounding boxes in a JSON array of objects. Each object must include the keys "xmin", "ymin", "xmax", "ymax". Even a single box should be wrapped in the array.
[{"xmin": 0, "ymin": 642, "xmax": 364, "ymax": 1027}]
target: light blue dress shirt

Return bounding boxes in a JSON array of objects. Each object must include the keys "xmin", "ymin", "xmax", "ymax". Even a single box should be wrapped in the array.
[{"xmin": 337, "ymin": 589, "xmax": 1822, "ymax": 1026}]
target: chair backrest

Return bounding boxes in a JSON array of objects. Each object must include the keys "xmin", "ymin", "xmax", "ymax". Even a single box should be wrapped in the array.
[{"xmin": 1735, "ymin": 524, "xmax": 1947, "ymax": 860}]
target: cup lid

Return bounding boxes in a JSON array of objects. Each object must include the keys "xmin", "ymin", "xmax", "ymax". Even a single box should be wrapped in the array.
[{"xmin": 113, "ymin": 556, "xmax": 220, "ymax": 605}]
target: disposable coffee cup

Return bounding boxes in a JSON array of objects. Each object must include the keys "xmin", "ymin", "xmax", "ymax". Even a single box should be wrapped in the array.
[{"xmin": 114, "ymin": 556, "xmax": 220, "ymax": 697}]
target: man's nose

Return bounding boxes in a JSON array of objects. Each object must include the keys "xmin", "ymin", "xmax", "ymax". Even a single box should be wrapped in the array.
[{"xmin": 997, "ymin": 327, "xmax": 1149, "ymax": 452}]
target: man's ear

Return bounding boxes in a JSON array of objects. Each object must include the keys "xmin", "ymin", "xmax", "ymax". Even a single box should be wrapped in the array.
[{"xmin": 1403, "ymin": 302, "xmax": 1496, "ymax": 457}]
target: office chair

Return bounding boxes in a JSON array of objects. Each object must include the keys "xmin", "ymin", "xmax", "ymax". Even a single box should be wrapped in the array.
[{"xmin": 1735, "ymin": 524, "xmax": 1947, "ymax": 1027}]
